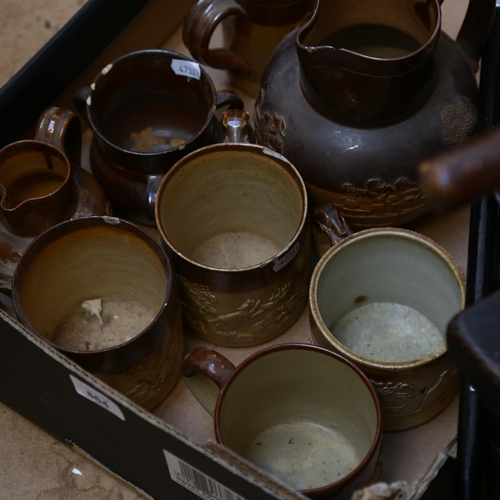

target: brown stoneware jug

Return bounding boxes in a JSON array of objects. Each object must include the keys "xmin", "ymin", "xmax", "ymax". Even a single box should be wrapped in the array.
[
  {"xmin": 74, "ymin": 49, "xmax": 244, "ymax": 226},
  {"xmin": 0, "ymin": 106, "xmax": 110, "ymax": 294},
  {"xmin": 255, "ymin": 0, "xmax": 495, "ymax": 229}
]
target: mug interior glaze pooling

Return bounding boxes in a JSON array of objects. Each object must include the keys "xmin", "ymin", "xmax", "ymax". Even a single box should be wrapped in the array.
[
  {"xmin": 157, "ymin": 147, "xmax": 304, "ymax": 269},
  {"xmin": 216, "ymin": 348, "xmax": 380, "ymax": 492},
  {"xmin": 315, "ymin": 230, "xmax": 464, "ymax": 363},
  {"xmin": 89, "ymin": 52, "xmax": 214, "ymax": 154},
  {"xmin": 16, "ymin": 222, "xmax": 167, "ymax": 350}
]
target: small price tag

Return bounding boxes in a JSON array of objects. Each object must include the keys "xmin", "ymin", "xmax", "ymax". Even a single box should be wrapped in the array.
[
  {"xmin": 171, "ymin": 59, "xmax": 201, "ymax": 80},
  {"xmin": 70, "ymin": 375, "xmax": 125, "ymax": 421},
  {"xmin": 273, "ymin": 242, "xmax": 300, "ymax": 272}
]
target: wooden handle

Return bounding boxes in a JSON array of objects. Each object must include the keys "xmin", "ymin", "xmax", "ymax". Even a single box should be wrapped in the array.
[{"xmin": 418, "ymin": 128, "xmax": 500, "ymax": 211}]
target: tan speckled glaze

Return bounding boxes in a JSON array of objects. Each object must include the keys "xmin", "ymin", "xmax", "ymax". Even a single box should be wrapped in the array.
[
  {"xmin": 156, "ymin": 137, "xmax": 312, "ymax": 347},
  {"xmin": 183, "ymin": 344, "xmax": 382, "ymax": 499}
]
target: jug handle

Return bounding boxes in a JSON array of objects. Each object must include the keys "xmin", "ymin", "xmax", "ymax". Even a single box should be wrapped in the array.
[
  {"xmin": 182, "ymin": 0, "xmax": 251, "ymax": 74},
  {"xmin": 182, "ymin": 347, "xmax": 236, "ymax": 417},
  {"xmin": 314, "ymin": 204, "xmax": 354, "ymax": 246},
  {"xmin": 34, "ymin": 106, "xmax": 82, "ymax": 168},
  {"xmin": 453, "ymin": 0, "xmax": 496, "ymax": 72},
  {"xmin": 215, "ymin": 89, "xmax": 245, "ymax": 112}
]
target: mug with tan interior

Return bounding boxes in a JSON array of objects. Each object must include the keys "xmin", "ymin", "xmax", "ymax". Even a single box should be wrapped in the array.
[
  {"xmin": 155, "ymin": 110, "xmax": 312, "ymax": 347},
  {"xmin": 183, "ymin": 343, "xmax": 382, "ymax": 499},
  {"xmin": 10, "ymin": 216, "xmax": 184, "ymax": 411}
]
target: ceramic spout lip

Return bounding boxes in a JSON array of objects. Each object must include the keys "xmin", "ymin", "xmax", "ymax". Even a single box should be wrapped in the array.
[
  {"xmin": 296, "ymin": 0, "xmax": 441, "ymax": 78},
  {"xmin": 0, "ymin": 140, "xmax": 75, "ymax": 236}
]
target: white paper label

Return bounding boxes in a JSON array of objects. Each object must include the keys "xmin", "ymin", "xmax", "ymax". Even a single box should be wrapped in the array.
[
  {"xmin": 164, "ymin": 450, "xmax": 246, "ymax": 500},
  {"xmin": 70, "ymin": 375, "xmax": 125, "ymax": 421},
  {"xmin": 171, "ymin": 59, "xmax": 201, "ymax": 80},
  {"xmin": 273, "ymin": 242, "xmax": 300, "ymax": 272}
]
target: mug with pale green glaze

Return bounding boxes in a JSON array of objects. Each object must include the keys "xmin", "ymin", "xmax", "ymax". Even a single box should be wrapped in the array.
[{"xmin": 309, "ymin": 214, "xmax": 465, "ymax": 431}]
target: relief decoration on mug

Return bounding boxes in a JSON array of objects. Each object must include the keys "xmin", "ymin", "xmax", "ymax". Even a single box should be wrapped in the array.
[
  {"xmin": 370, "ymin": 366, "xmax": 457, "ymax": 415},
  {"xmin": 441, "ymin": 96, "xmax": 477, "ymax": 146},
  {"xmin": 101, "ymin": 315, "xmax": 183, "ymax": 405},
  {"xmin": 176, "ymin": 275, "xmax": 307, "ymax": 342},
  {"xmin": 333, "ymin": 178, "xmax": 426, "ymax": 219},
  {"xmin": 254, "ymin": 90, "xmax": 286, "ymax": 155}
]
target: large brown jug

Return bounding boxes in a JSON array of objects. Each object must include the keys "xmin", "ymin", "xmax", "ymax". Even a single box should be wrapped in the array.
[{"xmin": 255, "ymin": 0, "xmax": 495, "ymax": 229}]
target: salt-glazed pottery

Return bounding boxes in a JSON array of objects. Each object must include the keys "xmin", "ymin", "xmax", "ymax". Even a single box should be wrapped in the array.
[
  {"xmin": 74, "ymin": 49, "xmax": 244, "ymax": 226},
  {"xmin": 183, "ymin": 0, "xmax": 315, "ymax": 97},
  {"xmin": 309, "ymin": 212, "xmax": 465, "ymax": 431},
  {"xmin": 10, "ymin": 216, "xmax": 184, "ymax": 411},
  {"xmin": 0, "ymin": 106, "xmax": 110, "ymax": 293},
  {"xmin": 183, "ymin": 344, "xmax": 382, "ymax": 499},
  {"xmin": 255, "ymin": 0, "xmax": 495, "ymax": 229},
  {"xmin": 155, "ymin": 109, "xmax": 312, "ymax": 347}
]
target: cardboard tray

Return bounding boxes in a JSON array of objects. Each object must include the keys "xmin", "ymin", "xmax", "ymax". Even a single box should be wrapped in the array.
[{"xmin": 0, "ymin": 0, "xmax": 479, "ymax": 498}]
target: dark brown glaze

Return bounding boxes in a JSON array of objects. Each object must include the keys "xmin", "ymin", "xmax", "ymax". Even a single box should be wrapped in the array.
[
  {"xmin": 74, "ymin": 49, "xmax": 244, "ymax": 226},
  {"xmin": 182, "ymin": 0, "xmax": 315, "ymax": 73},
  {"xmin": 0, "ymin": 107, "xmax": 110, "ymax": 294},
  {"xmin": 182, "ymin": 346, "xmax": 236, "ymax": 389},
  {"xmin": 255, "ymin": 0, "xmax": 486, "ymax": 229}
]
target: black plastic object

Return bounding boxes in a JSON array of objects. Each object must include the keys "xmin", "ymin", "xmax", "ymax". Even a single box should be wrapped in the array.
[{"xmin": 449, "ymin": 7, "xmax": 500, "ymax": 500}]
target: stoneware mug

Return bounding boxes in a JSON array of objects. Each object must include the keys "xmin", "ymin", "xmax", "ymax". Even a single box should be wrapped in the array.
[
  {"xmin": 10, "ymin": 216, "xmax": 184, "ymax": 411},
  {"xmin": 309, "ymin": 209, "xmax": 465, "ymax": 431},
  {"xmin": 182, "ymin": 0, "xmax": 315, "ymax": 97},
  {"xmin": 73, "ymin": 49, "xmax": 244, "ymax": 226},
  {"xmin": 183, "ymin": 344, "xmax": 382, "ymax": 499},
  {"xmin": 155, "ymin": 110, "xmax": 312, "ymax": 347}
]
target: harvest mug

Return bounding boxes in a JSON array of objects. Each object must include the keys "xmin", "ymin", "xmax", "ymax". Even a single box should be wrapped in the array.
[
  {"xmin": 183, "ymin": 344, "xmax": 382, "ymax": 499},
  {"xmin": 183, "ymin": 0, "xmax": 315, "ymax": 97},
  {"xmin": 74, "ymin": 49, "xmax": 244, "ymax": 225},
  {"xmin": 10, "ymin": 216, "xmax": 184, "ymax": 410},
  {"xmin": 0, "ymin": 106, "xmax": 109, "ymax": 292},
  {"xmin": 309, "ymin": 210, "xmax": 465, "ymax": 431},
  {"xmin": 155, "ymin": 110, "xmax": 312, "ymax": 347}
]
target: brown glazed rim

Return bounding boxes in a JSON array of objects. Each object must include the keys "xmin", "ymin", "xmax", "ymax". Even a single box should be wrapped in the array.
[
  {"xmin": 11, "ymin": 216, "xmax": 174, "ymax": 357},
  {"xmin": 296, "ymin": 0, "xmax": 441, "ymax": 76},
  {"xmin": 0, "ymin": 140, "xmax": 71, "ymax": 213},
  {"xmin": 155, "ymin": 143, "xmax": 309, "ymax": 273},
  {"xmin": 213, "ymin": 343, "xmax": 383, "ymax": 497},
  {"xmin": 309, "ymin": 227, "xmax": 466, "ymax": 371},
  {"xmin": 86, "ymin": 49, "xmax": 218, "ymax": 157}
]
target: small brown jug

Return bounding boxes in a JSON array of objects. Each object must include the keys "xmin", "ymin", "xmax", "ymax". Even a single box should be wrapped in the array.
[
  {"xmin": 255, "ymin": 0, "xmax": 495, "ymax": 229},
  {"xmin": 0, "ymin": 106, "xmax": 110, "ymax": 294}
]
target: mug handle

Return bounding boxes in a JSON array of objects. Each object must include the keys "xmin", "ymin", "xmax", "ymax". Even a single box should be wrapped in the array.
[
  {"xmin": 34, "ymin": 106, "xmax": 82, "ymax": 168},
  {"xmin": 182, "ymin": 347, "xmax": 236, "ymax": 417},
  {"xmin": 215, "ymin": 89, "xmax": 245, "ymax": 112},
  {"xmin": 313, "ymin": 203, "xmax": 354, "ymax": 252},
  {"xmin": 182, "ymin": 0, "xmax": 251, "ymax": 74}
]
